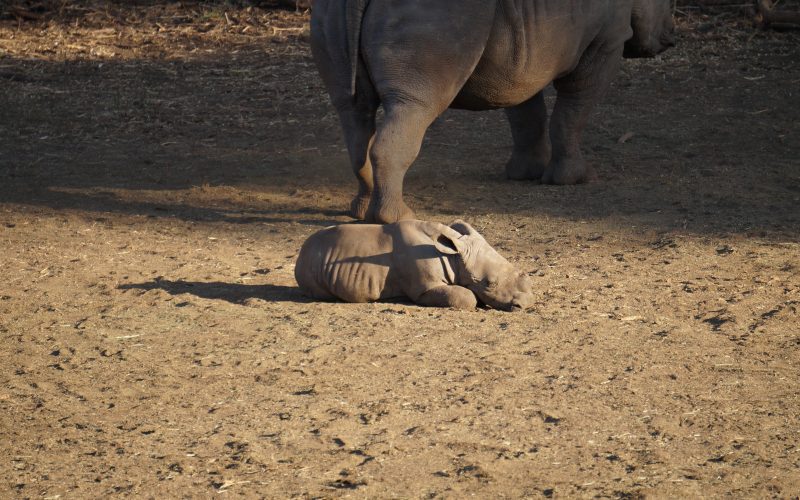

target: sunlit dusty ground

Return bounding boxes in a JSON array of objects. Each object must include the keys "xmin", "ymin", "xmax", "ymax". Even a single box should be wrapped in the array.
[{"xmin": 1, "ymin": 3, "xmax": 799, "ymax": 497}]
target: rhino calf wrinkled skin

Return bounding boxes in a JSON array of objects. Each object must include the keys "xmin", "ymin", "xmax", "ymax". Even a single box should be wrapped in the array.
[
  {"xmin": 295, "ymin": 220, "xmax": 533, "ymax": 311},
  {"xmin": 311, "ymin": 0, "xmax": 675, "ymax": 223}
]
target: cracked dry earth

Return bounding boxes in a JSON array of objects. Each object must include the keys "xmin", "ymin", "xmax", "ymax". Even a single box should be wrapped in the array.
[{"xmin": 1, "ymin": 5, "xmax": 799, "ymax": 498}]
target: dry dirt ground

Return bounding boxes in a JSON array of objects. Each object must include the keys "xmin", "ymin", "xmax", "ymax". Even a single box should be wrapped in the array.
[{"xmin": 1, "ymin": 3, "xmax": 799, "ymax": 498}]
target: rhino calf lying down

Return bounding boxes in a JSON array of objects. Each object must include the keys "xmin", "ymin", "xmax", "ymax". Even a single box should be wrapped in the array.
[{"xmin": 295, "ymin": 220, "xmax": 533, "ymax": 311}]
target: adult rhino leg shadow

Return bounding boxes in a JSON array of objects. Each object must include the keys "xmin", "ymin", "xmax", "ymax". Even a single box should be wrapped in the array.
[{"xmin": 505, "ymin": 92, "xmax": 551, "ymax": 181}]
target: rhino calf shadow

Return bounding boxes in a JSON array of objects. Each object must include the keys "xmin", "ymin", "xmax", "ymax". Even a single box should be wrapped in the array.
[{"xmin": 118, "ymin": 279, "xmax": 310, "ymax": 305}]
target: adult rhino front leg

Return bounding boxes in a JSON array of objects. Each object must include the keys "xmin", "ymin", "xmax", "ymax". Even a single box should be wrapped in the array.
[
  {"xmin": 543, "ymin": 43, "xmax": 624, "ymax": 185},
  {"xmin": 505, "ymin": 92, "xmax": 551, "ymax": 181}
]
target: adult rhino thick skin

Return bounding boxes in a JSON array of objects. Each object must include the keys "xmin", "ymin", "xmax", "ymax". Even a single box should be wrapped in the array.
[
  {"xmin": 311, "ymin": 0, "xmax": 674, "ymax": 223},
  {"xmin": 295, "ymin": 220, "xmax": 533, "ymax": 310}
]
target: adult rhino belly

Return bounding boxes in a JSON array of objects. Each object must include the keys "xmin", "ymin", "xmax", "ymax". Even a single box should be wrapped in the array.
[
  {"xmin": 450, "ymin": 4, "xmax": 586, "ymax": 111},
  {"xmin": 451, "ymin": 71, "xmax": 551, "ymax": 111}
]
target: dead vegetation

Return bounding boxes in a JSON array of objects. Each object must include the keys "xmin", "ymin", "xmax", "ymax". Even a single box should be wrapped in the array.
[
  {"xmin": 0, "ymin": 1, "xmax": 310, "ymax": 61},
  {"xmin": 0, "ymin": 0, "xmax": 796, "ymax": 64},
  {"xmin": 753, "ymin": 0, "xmax": 800, "ymax": 27},
  {"xmin": 678, "ymin": 0, "xmax": 800, "ymax": 28}
]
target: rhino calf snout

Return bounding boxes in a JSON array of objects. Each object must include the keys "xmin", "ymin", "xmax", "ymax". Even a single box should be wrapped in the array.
[{"xmin": 510, "ymin": 290, "xmax": 533, "ymax": 311}]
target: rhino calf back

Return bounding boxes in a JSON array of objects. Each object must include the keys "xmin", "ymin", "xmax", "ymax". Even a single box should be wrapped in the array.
[{"xmin": 295, "ymin": 224, "xmax": 396, "ymax": 302}]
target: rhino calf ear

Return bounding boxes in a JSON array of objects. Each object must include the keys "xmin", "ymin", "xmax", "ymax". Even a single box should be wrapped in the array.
[
  {"xmin": 434, "ymin": 234, "xmax": 460, "ymax": 255},
  {"xmin": 450, "ymin": 219, "xmax": 477, "ymax": 236}
]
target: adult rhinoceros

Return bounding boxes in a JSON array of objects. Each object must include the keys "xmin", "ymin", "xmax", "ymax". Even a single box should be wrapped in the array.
[{"xmin": 311, "ymin": 0, "xmax": 675, "ymax": 223}]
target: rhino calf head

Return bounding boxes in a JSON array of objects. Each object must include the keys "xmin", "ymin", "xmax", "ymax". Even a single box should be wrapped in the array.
[
  {"xmin": 625, "ymin": 0, "xmax": 676, "ymax": 58},
  {"xmin": 434, "ymin": 221, "xmax": 533, "ymax": 312}
]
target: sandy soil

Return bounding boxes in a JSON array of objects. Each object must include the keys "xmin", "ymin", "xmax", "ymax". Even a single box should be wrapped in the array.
[{"xmin": 1, "ymin": 3, "xmax": 799, "ymax": 498}]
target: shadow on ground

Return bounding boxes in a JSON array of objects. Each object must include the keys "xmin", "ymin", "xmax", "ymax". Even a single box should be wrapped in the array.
[
  {"xmin": 119, "ymin": 279, "xmax": 310, "ymax": 304},
  {"xmin": 1, "ymin": 23, "xmax": 799, "ymax": 238}
]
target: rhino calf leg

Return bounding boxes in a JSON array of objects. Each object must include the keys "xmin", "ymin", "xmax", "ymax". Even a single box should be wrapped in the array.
[
  {"xmin": 543, "ymin": 45, "xmax": 623, "ymax": 185},
  {"xmin": 505, "ymin": 92, "xmax": 551, "ymax": 181},
  {"xmin": 366, "ymin": 102, "xmax": 436, "ymax": 224},
  {"xmin": 416, "ymin": 285, "xmax": 478, "ymax": 310}
]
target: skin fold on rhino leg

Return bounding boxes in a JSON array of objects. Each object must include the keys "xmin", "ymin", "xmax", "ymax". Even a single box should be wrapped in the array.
[
  {"xmin": 543, "ymin": 43, "xmax": 624, "ymax": 185},
  {"xmin": 365, "ymin": 101, "xmax": 439, "ymax": 224},
  {"xmin": 310, "ymin": 16, "xmax": 382, "ymax": 221},
  {"xmin": 336, "ymin": 95, "xmax": 378, "ymax": 220},
  {"xmin": 505, "ymin": 91, "xmax": 552, "ymax": 181},
  {"xmin": 416, "ymin": 285, "xmax": 478, "ymax": 310}
]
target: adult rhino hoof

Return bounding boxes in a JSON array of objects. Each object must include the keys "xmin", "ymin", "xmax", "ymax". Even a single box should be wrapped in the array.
[
  {"xmin": 542, "ymin": 158, "xmax": 598, "ymax": 185},
  {"xmin": 505, "ymin": 151, "xmax": 549, "ymax": 181},
  {"xmin": 349, "ymin": 195, "xmax": 371, "ymax": 220}
]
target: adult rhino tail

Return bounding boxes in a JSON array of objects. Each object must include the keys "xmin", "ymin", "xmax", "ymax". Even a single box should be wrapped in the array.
[{"xmin": 346, "ymin": 0, "xmax": 369, "ymax": 96}]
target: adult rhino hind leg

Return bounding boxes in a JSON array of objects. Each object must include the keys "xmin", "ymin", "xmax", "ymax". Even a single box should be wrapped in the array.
[
  {"xmin": 310, "ymin": 23, "xmax": 378, "ymax": 220},
  {"xmin": 365, "ymin": 101, "xmax": 439, "ymax": 223},
  {"xmin": 505, "ymin": 92, "xmax": 551, "ymax": 181},
  {"xmin": 336, "ymin": 93, "xmax": 379, "ymax": 220},
  {"xmin": 543, "ymin": 44, "xmax": 624, "ymax": 185},
  {"xmin": 354, "ymin": 1, "xmax": 495, "ymax": 222}
]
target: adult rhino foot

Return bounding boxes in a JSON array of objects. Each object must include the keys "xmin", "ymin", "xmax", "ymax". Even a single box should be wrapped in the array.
[
  {"xmin": 505, "ymin": 152, "xmax": 548, "ymax": 181},
  {"xmin": 348, "ymin": 194, "xmax": 371, "ymax": 220},
  {"xmin": 541, "ymin": 158, "xmax": 598, "ymax": 185},
  {"xmin": 366, "ymin": 198, "xmax": 416, "ymax": 224}
]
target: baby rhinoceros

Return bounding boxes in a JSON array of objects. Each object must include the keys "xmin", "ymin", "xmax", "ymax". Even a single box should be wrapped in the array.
[{"xmin": 295, "ymin": 220, "xmax": 533, "ymax": 311}]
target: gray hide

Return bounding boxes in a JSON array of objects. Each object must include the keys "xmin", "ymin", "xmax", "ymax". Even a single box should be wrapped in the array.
[
  {"xmin": 311, "ymin": 0, "xmax": 675, "ymax": 223},
  {"xmin": 295, "ymin": 220, "xmax": 534, "ymax": 311}
]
